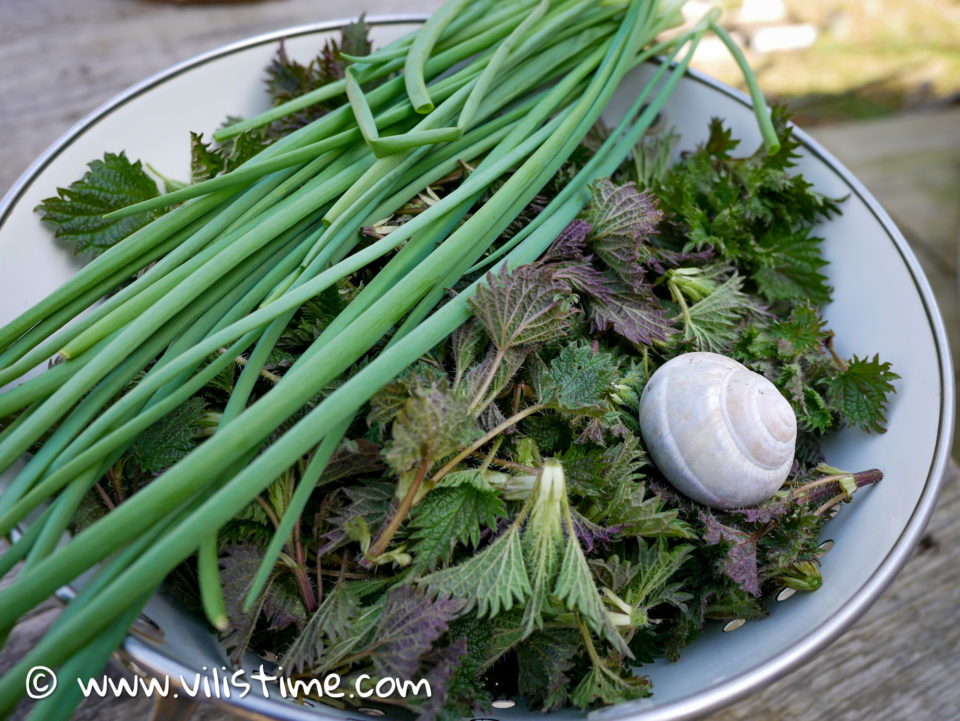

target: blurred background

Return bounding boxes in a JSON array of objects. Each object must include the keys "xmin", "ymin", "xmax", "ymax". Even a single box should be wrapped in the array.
[{"xmin": 1, "ymin": 1, "xmax": 958, "ymax": 720}]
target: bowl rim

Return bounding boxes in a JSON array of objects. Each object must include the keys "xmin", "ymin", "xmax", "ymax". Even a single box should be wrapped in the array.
[{"xmin": 1, "ymin": 13, "xmax": 954, "ymax": 721}]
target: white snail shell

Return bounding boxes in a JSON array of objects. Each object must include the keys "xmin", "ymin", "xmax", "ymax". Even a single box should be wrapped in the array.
[{"xmin": 638, "ymin": 352, "xmax": 797, "ymax": 509}]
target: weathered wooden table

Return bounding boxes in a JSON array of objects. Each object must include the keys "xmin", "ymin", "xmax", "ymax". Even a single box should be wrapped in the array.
[{"xmin": 2, "ymin": 1, "xmax": 958, "ymax": 720}]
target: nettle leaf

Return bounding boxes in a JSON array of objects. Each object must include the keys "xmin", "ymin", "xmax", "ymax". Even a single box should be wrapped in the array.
[
  {"xmin": 282, "ymin": 583, "xmax": 362, "ymax": 673},
  {"xmin": 631, "ymin": 127, "xmax": 680, "ymax": 188},
  {"xmin": 800, "ymin": 382, "xmax": 833, "ymax": 434},
  {"xmin": 367, "ymin": 362, "xmax": 448, "ymax": 432},
  {"xmin": 603, "ymin": 477, "xmax": 694, "ymax": 539},
  {"xmin": 700, "ymin": 512, "xmax": 761, "ymax": 597},
  {"xmin": 679, "ymin": 274, "xmax": 762, "ymax": 353},
  {"xmin": 558, "ymin": 446, "xmax": 612, "ymax": 498},
  {"xmin": 189, "ymin": 129, "xmax": 267, "ymax": 183},
  {"xmin": 418, "ymin": 524, "xmax": 531, "ymax": 618},
  {"xmin": 552, "ymin": 261, "xmax": 615, "ymax": 304},
  {"xmin": 450, "ymin": 321, "xmax": 485, "ymax": 389},
  {"xmin": 562, "ymin": 433, "xmax": 647, "ymax": 499},
  {"xmin": 554, "ymin": 530, "xmax": 629, "ymax": 656},
  {"xmin": 571, "ymin": 511, "xmax": 622, "ymax": 553},
  {"xmin": 261, "ymin": 574, "xmax": 306, "ymax": 632},
  {"xmin": 189, "ymin": 131, "xmax": 226, "ymax": 183},
  {"xmin": 571, "ymin": 664, "xmax": 651, "ymax": 709},
  {"xmin": 750, "ymin": 225, "xmax": 831, "ymax": 305},
  {"xmin": 270, "ymin": 287, "xmax": 348, "ymax": 366},
  {"xmin": 536, "ymin": 343, "xmax": 620, "ymax": 416},
  {"xmin": 587, "ymin": 282, "xmax": 674, "ymax": 346},
  {"xmin": 414, "ymin": 637, "xmax": 471, "ymax": 721},
  {"xmin": 372, "ymin": 586, "xmax": 466, "ymax": 682},
  {"xmin": 384, "ymin": 384, "xmax": 480, "ymax": 474},
  {"xmin": 128, "ymin": 397, "xmax": 207, "ymax": 474},
  {"xmin": 439, "ymin": 469, "xmax": 497, "ymax": 491},
  {"xmin": 588, "ymin": 554, "xmax": 641, "ymax": 595},
  {"xmin": 825, "ymin": 354, "xmax": 899, "ymax": 433},
  {"xmin": 219, "ymin": 544, "xmax": 303, "ymax": 661},
  {"xmin": 340, "ymin": 14, "xmax": 373, "ymax": 58},
  {"xmin": 704, "ymin": 116, "xmax": 739, "ymax": 159},
  {"xmin": 264, "ymin": 38, "xmax": 346, "ymax": 134},
  {"xmin": 516, "ymin": 629, "xmax": 579, "ymax": 711},
  {"xmin": 35, "ymin": 151, "xmax": 165, "ymax": 256},
  {"xmin": 586, "ymin": 178, "xmax": 663, "ymax": 289},
  {"xmin": 772, "ymin": 301, "xmax": 828, "ymax": 358},
  {"xmin": 408, "ymin": 485, "xmax": 506, "ymax": 572},
  {"xmin": 461, "ymin": 346, "xmax": 526, "ymax": 411},
  {"xmin": 468, "ymin": 263, "xmax": 577, "ymax": 352},
  {"xmin": 72, "ymin": 493, "xmax": 108, "ymax": 533},
  {"xmin": 544, "ymin": 218, "xmax": 592, "ymax": 261},
  {"xmin": 624, "ymin": 539, "xmax": 694, "ymax": 612},
  {"xmin": 219, "ymin": 544, "xmax": 265, "ymax": 661},
  {"xmin": 520, "ymin": 474, "xmax": 566, "ymax": 635},
  {"xmin": 318, "ymin": 481, "xmax": 394, "ymax": 554}
]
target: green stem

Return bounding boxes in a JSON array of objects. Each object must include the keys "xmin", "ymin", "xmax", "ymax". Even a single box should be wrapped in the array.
[
  {"xmin": 708, "ymin": 17, "xmax": 780, "ymax": 155},
  {"xmin": 404, "ymin": 0, "xmax": 474, "ymax": 114}
]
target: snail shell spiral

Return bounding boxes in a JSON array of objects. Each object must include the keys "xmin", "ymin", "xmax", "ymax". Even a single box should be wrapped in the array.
[{"xmin": 638, "ymin": 352, "xmax": 797, "ymax": 509}]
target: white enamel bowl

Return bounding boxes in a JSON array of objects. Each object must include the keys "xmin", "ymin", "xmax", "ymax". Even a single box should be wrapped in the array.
[{"xmin": 0, "ymin": 16, "xmax": 953, "ymax": 721}]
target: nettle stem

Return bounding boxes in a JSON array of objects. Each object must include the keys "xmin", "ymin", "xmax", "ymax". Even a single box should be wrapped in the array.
[
  {"xmin": 367, "ymin": 456, "xmax": 431, "ymax": 559},
  {"xmin": 429, "ymin": 403, "xmax": 543, "ymax": 486},
  {"xmin": 367, "ymin": 404, "xmax": 544, "ymax": 559},
  {"xmin": 793, "ymin": 468, "xmax": 883, "ymax": 511},
  {"xmin": 470, "ymin": 346, "xmax": 506, "ymax": 409},
  {"xmin": 824, "ymin": 331, "xmax": 848, "ymax": 371}
]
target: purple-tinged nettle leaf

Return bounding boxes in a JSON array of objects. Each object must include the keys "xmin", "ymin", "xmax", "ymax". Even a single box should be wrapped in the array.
[
  {"xmin": 219, "ymin": 544, "xmax": 305, "ymax": 661},
  {"xmin": 479, "ymin": 400, "xmax": 508, "ymax": 433},
  {"xmin": 699, "ymin": 511, "xmax": 760, "ymax": 597},
  {"xmin": 262, "ymin": 580, "xmax": 306, "ymax": 632},
  {"xmin": 317, "ymin": 481, "xmax": 394, "ymax": 555},
  {"xmin": 414, "ymin": 637, "xmax": 470, "ymax": 721},
  {"xmin": 587, "ymin": 283, "xmax": 674, "ymax": 346},
  {"xmin": 571, "ymin": 510, "xmax": 623, "ymax": 552},
  {"xmin": 723, "ymin": 540, "xmax": 760, "ymax": 597},
  {"xmin": 517, "ymin": 629, "xmax": 579, "ymax": 710},
  {"xmin": 461, "ymin": 346, "xmax": 526, "ymax": 411},
  {"xmin": 639, "ymin": 244, "xmax": 714, "ymax": 275},
  {"xmin": 281, "ymin": 582, "xmax": 369, "ymax": 674},
  {"xmin": 545, "ymin": 219, "xmax": 593, "ymax": 261},
  {"xmin": 468, "ymin": 263, "xmax": 578, "ymax": 352},
  {"xmin": 586, "ymin": 179, "xmax": 663, "ymax": 291},
  {"xmin": 219, "ymin": 544, "xmax": 264, "ymax": 661},
  {"xmin": 551, "ymin": 262, "xmax": 615, "ymax": 304},
  {"xmin": 731, "ymin": 496, "xmax": 793, "ymax": 524},
  {"xmin": 371, "ymin": 587, "xmax": 466, "ymax": 681}
]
